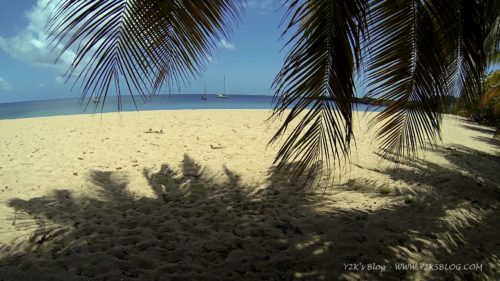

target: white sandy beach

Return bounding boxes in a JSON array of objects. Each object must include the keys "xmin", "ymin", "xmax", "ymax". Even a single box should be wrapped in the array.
[{"xmin": 0, "ymin": 109, "xmax": 498, "ymax": 280}]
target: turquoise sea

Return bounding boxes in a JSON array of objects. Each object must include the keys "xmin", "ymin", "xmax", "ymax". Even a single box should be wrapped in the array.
[{"xmin": 0, "ymin": 94, "xmax": 376, "ymax": 120}]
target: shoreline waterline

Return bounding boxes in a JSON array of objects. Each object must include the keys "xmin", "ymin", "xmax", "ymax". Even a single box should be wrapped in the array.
[{"xmin": 0, "ymin": 94, "xmax": 380, "ymax": 120}]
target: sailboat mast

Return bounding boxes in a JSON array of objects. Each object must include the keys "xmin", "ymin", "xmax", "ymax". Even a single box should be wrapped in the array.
[{"xmin": 224, "ymin": 76, "xmax": 226, "ymax": 95}]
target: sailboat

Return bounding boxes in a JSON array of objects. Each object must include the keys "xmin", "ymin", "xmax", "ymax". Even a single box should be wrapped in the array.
[
  {"xmin": 216, "ymin": 76, "xmax": 229, "ymax": 99},
  {"xmin": 201, "ymin": 82, "xmax": 208, "ymax": 100}
]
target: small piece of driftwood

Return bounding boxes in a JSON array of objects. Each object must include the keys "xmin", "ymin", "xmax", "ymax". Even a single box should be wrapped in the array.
[{"xmin": 144, "ymin": 128, "xmax": 165, "ymax": 134}]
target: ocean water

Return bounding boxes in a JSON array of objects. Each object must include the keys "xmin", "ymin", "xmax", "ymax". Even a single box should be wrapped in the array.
[{"xmin": 0, "ymin": 94, "xmax": 375, "ymax": 120}]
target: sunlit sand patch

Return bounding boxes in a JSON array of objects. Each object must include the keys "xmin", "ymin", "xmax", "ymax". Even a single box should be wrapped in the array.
[{"xmin": 0, "ymin": 110, "xmax": 498, "ymax": 280}]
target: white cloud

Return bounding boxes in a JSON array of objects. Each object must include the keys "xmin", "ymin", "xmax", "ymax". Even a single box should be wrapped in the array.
[
  {"xmin": 0, "ymin": 77, "xmax": 13, "ymax": 91},
  {"xmin": 218, "ymin": 39, "xmax": 236, "ymax": 50},
  {"xmin": 0, "ymin": 0, "xmax": 75, "ymax": 72},
  {"xmin": 243, "ymin": 0, "xmax": 278, "ymax": 15}
]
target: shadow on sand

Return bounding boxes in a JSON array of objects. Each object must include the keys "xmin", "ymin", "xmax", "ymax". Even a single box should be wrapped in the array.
[
  {"xmin": 472, "ymin": 136, "xmax": 500, "ymax": 147},
  {"xmin": 460, "ymin": 123, "xmax": 497, "ymax": 136},
  {"xmin": 0, "ymin": 149, "xmax": 499, "ymax": 280}
]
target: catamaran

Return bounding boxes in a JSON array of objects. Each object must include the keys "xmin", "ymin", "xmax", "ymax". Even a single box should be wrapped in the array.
[{"xmin": 216, "ymin": 76, "xmax": 229, "ymax": 99}]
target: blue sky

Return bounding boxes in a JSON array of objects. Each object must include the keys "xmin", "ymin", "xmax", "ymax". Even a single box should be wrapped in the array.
[
  {"xmin": 1, "ymin": 1, "xmax": 497, "ymax": 104},
  {"xmin": 0, "ymin": 0, "xmax": 288, "ymax": 103}
]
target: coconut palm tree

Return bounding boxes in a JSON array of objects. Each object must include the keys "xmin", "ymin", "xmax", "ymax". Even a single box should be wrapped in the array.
[{"xmin": 47, "ymin": 0, "xmax": 499, "ymax": 185}]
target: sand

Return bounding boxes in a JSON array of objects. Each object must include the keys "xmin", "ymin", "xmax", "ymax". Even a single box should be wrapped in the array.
[{"xmin": 0, "ymin": 109, "xmax": 498, "ymax": 280}]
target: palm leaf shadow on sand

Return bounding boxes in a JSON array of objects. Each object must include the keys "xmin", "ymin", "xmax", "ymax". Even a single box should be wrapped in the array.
[
  {"xmin": 0, "ymin": 152, "xmax": 498, "ymax": 280},
  {"xmin": 460, "ymin": 123, "xmax": 498, "ymax": 136}
]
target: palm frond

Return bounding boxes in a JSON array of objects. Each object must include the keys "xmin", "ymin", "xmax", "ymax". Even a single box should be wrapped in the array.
[
  {"xmin": 444, "ymin": 0, "xmax": 490, "ymax": 120},
  {"xmin": 270, "ymin": 0, "xmax": 368, "ymax": 187},
  {"xmin": 484, "ymin": 0, "xmax": 500, "ymax": 64},
  {"xmin": 46, "ymin": 0, "xmax": 241, "ymax": 109},
  {"xmin": 46, "ymin": 0, "xmax": 499, "ymax": 188},
  {"xmin": 366, "ymin": 0, "xmax": 462, "ymax": 159},
  {"xmin": 485, "ymin": 14, "xmax": 500, "ymax": 65}
]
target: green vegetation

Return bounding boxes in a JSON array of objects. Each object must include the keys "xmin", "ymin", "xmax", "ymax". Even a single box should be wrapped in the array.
[
  {"xmin": 380, "ymin": 185, "xmax": 392, "ymax": 195},
  {"xmin": 478, "ymin": 72, "xmax": 500, "ymax": 128},
  {"xmin": 478, "ymin": 71, "xmax": 500, "ymax": 128},
  {"xmin": 404, "ymin": 194, "xmax": 415, "ymax": 204},
  {"xmin": 451, "ymin": 70, "xmax": 500, "ymax": 135}
]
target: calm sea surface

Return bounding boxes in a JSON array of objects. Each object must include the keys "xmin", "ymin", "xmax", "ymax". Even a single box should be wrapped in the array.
[{"xmin": 0, "ymin": 94, "xmax": 376, "ymax": 120}]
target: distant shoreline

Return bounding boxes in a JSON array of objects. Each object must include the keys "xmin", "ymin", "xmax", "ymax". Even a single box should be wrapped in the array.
[{"xmin": 0, "ymin": 94, "xmax": 381, "ymax": 120}]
